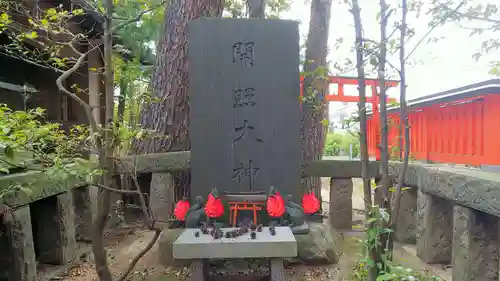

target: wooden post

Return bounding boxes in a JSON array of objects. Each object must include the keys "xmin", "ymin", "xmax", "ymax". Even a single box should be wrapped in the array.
[
  {"xmin": 88, "ymin": 39, "xmax": 102, "ymax": 124},
  {"xmin": 87, "ymin": 39, "xmax": 103, "ymax": 219}
]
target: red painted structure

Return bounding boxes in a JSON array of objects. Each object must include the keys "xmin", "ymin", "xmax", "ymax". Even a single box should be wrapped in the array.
[
  {"xmin": 300, "ymin": 76, "xmax": 500, "ymax": 166},
  {"xmin": 367, "ymin": 79, "xmax": 500, "ymax": 166},
  {"xmin": 300, "ymin": 76, "xmax": 399, "ymax": 160}
]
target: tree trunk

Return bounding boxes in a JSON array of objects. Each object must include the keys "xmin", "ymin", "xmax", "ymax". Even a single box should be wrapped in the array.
[
  {"xmin": 350, "ymin": 0, "xmax": 371, "ymax": 222},
  {"xmin": 133, "ymin": 0, "xmax": 224, "ymax": 199},
  {"xmin": 92, "ymin": 0, "xmax": 115, "ymax": 280},
  {"xmin": 350, "ymin": 1, "xmax": 376, "ymax": 280},
  {"xmin": 377, "ymin": 0, "xmax": 390, "ymax": 209},
  {"xmin": 117, "ymin": 68, "xmax": 128, "ymax": 124},
  {"xmin": 376, "ymin": 0, "xmax": 392, "ymax": 272},
  {"xmin": 391, "ymin": 0, "xmax": 409, "ymax": 255},
  {"xmin": 301, "ymin": 0, "xmax": 332, "ymax": 197},
  {"xmin": 117, "ymin": 83, "xmax": 127, "ymax": 124},
  {"xmin": 247, "ymin": 0, "xmax": 266, "ymax": 18}
]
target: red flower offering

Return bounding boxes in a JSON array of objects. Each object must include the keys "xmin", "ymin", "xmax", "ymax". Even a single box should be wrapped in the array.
[
  {"xmin": 302, "ymin": 192, "xmax": 320, "ymax": 214},
  {"xmin": 205, "ymin": 193, "xmax": 224, "ymax": 218},
  {"xmin": 267, "ymin": 192, "xmax": 285, "ymax": 217},
  {"xmin": 174, "ymin": 199, "xmax": 190, "ymax": 221}
]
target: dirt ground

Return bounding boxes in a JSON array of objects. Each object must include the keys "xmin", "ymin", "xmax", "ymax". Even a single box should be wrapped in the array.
[
  {"xmin": 47, "ymin": 178, "xmax": 448, "ymax": 281},
  {"xmin": 41, "ymin": 179, "xmax": 357, "ymax": 281},
  {"xmin": 55, "ymin": 227, "xmax": 356, "ymax": 281}
]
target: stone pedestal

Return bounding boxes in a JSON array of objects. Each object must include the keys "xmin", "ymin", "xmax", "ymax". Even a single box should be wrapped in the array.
[
  {"xmin": 173, "ymin": 227, "xmax": 297, "ymax": 259},
  {"xmin": 2, "ymin": 206, "xmax": 37, "ymax": 281},
  {"xmin": 31, "ymin": 193, "xmax": 76, "ymax": 265},
  {"xmin": 149, "ymin": 172, "xmax": 175, "ymax": 224},
  {"xmin": 329, "ymin": 178, "xmax": 353, "ymax": 229},
  {"xmin": 269, "ymin": 259, "xmax": 285, "ymax": 281},
  {"xmin": 452, "ymin": 205, "xmax": 499, "ymax": 281},
  {"xmin": 295, "ymin": 222, "xmax": 340, "ymax": 264},
  {"xmin": 187, "ymin": 260, "xmax": 206, "ymax": 281},
  {"xmin": 392, "ymin": 187, "xmax": 417, "ymax": 244},
  {"xmin": 71, "ymin": 186, "xmax": 92, "ymax": 242},
  {"xmin": 416, "ymin": 189, "xmax": 452, "ymax": 264}
]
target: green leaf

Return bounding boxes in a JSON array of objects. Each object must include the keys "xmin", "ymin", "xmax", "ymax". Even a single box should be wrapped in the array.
[
  {"xmin": 19, "ymin": 186, "xmax": 33, "ymax": 196},
  {"xmin": 376, "ymin": 273, "xmax": 395, "ymax": 281},
  {"xmin": 25, "ymin": 31, "xmax": 38, "ymax": 39},
  {"xmin": 3, "ymin": 145, "xmax": 14, "ymax": 159}
]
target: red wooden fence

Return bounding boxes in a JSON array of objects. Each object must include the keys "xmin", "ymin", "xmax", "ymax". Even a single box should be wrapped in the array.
[{"xmin": 367, "ymin": 80, "xmax": 500, "ymax": 166}]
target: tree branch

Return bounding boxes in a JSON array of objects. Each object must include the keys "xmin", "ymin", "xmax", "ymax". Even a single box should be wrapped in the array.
[
  {"xmin": 116, "ymin": 229, "xmax": 162, "ymax": 281},
  {"xmin": 450, "ymin": 8, "xmax": 500, "ymax": 25},
  {"xmin": 114, "ymin": 155, "xmax": 162, "ymax": 281},
  {"xmin": 93, "ymin": 182, "xmax": 142, "ymax": 194},
  {"xmin": 56, "ymin": 45, "xmax": 100, "ymax": 135},
  {"xmin": 110, "ymin": 1, "xmax": 166, "ymax": 33},
  {"xmin": 405, "ymin": 1, "xmax": 465, "ymax": 61}
]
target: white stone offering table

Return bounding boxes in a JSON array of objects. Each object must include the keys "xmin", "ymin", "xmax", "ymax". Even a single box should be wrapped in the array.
[{"xmin": 173, "ymin": 226, "xmax": 297, "ymax": 281}]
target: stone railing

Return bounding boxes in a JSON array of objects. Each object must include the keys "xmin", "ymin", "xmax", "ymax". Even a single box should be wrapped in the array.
[
  {"xmin": 388, "ymin": 162, "xmax": 500, "ymax": 281},
  {"xmin": 2, "ymin": 152, "xmax": 500, "ymax": 281},
  {"xmin": 318, "ymin": 159, "xmax": 500, "ymax": 281}
]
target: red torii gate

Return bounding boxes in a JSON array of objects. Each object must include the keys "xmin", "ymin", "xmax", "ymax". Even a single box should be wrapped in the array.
[{"xmin": 300, "ymin": 76, "xmax": 400, "ymax": 160}]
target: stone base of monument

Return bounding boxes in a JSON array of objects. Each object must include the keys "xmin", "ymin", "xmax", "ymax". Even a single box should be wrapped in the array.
[
  {"xmin": 290, "ymin": 223, "xmax": 309, "ymax": 235},
  {"xmin": 173, "ymin": 227, "xmax": 296, "ymax": 281},
  {"xmin": 305, "ymin": 213, "xmax": 324, "ymax": 222},
  {"xmin": 159, "ymin": 223, "xmax": 341, "ymax": 268},
  {"xmin": 292, "ymin": 222, "xmax": 341, "ymax": 265}
]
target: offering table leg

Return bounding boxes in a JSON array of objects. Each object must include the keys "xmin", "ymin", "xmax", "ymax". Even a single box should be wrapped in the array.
[
  {"xmin": 188, "ymin": 259, "xmax": 207, "ymax": 281},
  {"xmin": 269, "ymin": 259, "xmax": 285, "ymax": 281}
]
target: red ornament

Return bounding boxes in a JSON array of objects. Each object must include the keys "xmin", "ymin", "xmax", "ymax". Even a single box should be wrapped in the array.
[
  {"xmin": 205, "ymin": 194, "xmax": 224, "ymax": 218},
  {"xmin": 267, "ymin": 192, "xmax": 285, "ymax": 217},
  {"xmin": 302, "ymin": 192, "xmax": 320, "ymax": 214},
  {"xmin": 174, "ymin": 199, "xmax": 190, "ymax": 221}
]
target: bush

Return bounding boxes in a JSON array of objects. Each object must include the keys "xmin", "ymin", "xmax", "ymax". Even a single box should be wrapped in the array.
[
  {"xmin": 324, "ymin": 132, "xmax": 360, "ymax": 158},
  {"xmin": 348, "ymin": 261, "xmax": 443, "ymax": 281}
]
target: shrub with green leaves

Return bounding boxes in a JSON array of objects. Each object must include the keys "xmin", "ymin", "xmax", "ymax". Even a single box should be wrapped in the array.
[
  {"xmin": 349, "ymin": 206, "xmax": 443, "ymax": 281},
  {"xmin": 324, "ymin": 132, "xmax": 360, "ymax": 157},
  {"xmin": 0, "ymin": 104, "xmax": 98, "ymax": 199},
  {"xmin": 349, "ymin": 261, "xmax": 443, "ymax": 281}
]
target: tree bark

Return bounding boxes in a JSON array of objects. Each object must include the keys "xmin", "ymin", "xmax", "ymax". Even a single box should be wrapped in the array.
[
  {"xmin": 301, "ymin": 0, "xmax": 332, "ymax": 196},
  {"xmin": 378, "ymin": 0, "xmax": 390, "ymax": 209},
  {"xmin": 247, "ymin": 0, "xmax": 266, "ymax": 18},
  {"xmin": 376, "ymin": 0, "xmax": 392, "ymax": 272},
  {"xmin": 393, "ymin": 0, "xmax": 408, "ymax": 246},
  {"xmin": 350, "ymin": 1, "xmax": 377, "ymax": 280},
  {"xmin": 350, "ymin": 0, "xmax": 371, "ymax": 222},
  {"xmin": 91, "ymin": 0, "xmax": 115, "ymax": 280},
  {"xmin": 133, "ymin": 0, "xmax": 224, "ymax": 198},
  {"xmin": 117, "ymin": 68, "xmax": 128, "ymax": 124}
]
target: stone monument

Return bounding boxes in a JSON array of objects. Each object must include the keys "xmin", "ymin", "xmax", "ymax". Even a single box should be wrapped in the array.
[{"xmin": 189, "ymin": 18, "xmax": 301, "ymax": 200}]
